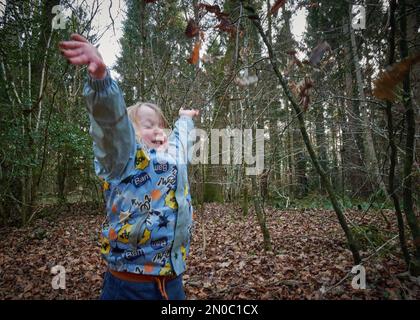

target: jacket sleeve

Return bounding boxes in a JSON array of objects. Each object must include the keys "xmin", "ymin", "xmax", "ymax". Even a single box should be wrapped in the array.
[
  {"xmin": 168, "ymin": 116, "xmax": 195, "ymax": 165},
  {"xmin": 83, "ymin": 71, "xmax": 136, "ymax": 183}
]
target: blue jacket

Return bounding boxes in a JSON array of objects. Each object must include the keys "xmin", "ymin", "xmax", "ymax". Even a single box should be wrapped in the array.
[{"xmin": 83, "ymin": 71, "xmax": 195, "ymax": 276}]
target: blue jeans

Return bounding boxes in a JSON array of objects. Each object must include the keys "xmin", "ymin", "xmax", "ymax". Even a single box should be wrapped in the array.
[{"xmin": 99, "ymin": 271, "xmax": 186, "ymax": 300}]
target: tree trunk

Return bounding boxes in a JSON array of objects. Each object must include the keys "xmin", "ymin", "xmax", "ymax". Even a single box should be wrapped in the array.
[
  {"xmin": 348, "ymin": 6, "xmax": 387, "ymax": 195},
  {"xmin": 342, "ymin": 20, "xmax": 365, "ymax": 197},
  {"xmin": 385, "ymin": 0, "xmax": 411, "ymax": 269},
  {"xmin": 399, "ymin": 0, "xmax": 420, "ymax": 276},
  {"xmin": 314, "ymin": 100, "xmax": 328, "ymax": 192},
  {"xmin": 251, "ymin": 176, "xmax": 272, "ymax": 251}
]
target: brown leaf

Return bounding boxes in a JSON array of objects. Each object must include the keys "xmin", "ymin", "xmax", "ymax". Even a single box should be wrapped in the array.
[
  {"xmin": 187, "ymin": 41, "xmax": 201, "ymax": 65},
  {"xmin": 197, "ymin": 3, "xmax": 221, "ymax": 14},
  {"xmin": 215, "ymin": 17, "xmax": 237, "ymax": 35},
  {"xmin": 185, "ymin": 19, "xmax": 199, "ymax": 38},
  {"xmin": 308, "ymin": 41, "xmax": 331, "ymax": 66},
  {"xmin": 373, "ymin": 53, "xmax": 420, "ymax": 102},
  {"xmin": 270, "ymin": 0, "xmax": 287, "ymax": 16}
]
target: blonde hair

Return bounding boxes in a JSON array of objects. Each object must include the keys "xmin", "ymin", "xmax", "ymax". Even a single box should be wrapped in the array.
[{"xmin": 126, "ymin": 102, "xmax": 169, "ymax": 140}]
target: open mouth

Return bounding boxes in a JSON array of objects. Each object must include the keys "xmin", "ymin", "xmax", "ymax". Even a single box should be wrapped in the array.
[{"xmin": 152, "ymin": 140, "xmax": 165, "ymax": 146}]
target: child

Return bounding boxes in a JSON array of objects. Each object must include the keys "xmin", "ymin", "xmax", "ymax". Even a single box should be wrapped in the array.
[{"xmin": 59, "ymin": 34, "xmax": 198, "ymax": 300}]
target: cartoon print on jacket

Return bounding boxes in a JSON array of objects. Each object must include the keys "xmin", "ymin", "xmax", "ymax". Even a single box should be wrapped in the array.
[{"xmin": 135, "ymin": 149, "xmax": 150, "ymax": 170}]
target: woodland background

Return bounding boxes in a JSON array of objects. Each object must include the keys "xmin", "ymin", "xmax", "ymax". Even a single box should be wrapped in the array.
[{"xmin": 0, "ymin": 0, "xmax": 419, "ymax": 299}]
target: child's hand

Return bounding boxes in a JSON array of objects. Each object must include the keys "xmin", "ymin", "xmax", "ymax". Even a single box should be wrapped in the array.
[
  {"xmin": 179, "ymin": 108, "xmax": 199, "ymax": 118},
  {"xmin": 59, "ymin": 34, "xmax": 107, "ymax": 80}
]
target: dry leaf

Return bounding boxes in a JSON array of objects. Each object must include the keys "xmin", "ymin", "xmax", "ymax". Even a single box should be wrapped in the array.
[
  {"xmin": 185, "ymin": 19, "xmax": 199, "ymax": 38},
  {"xmin": 270, "ymin": 0, "xmax": 287, "ymax": 16},
  {"xmin": 215, "ymin": 17, "xmax": 237, "ymax": 35},
  {"xmin": 373, "ymin": 53, "xmax": 420, "ymax": 102},
  {"xmin": 290, "ymin": 76, "xmax": 313, "ymax": 111},
  {"xmin": 308, "ymin": 41, "xmax": 331, "ymax": 66},
  {"xmin": 187, "ymin": 41, "xmax": 201, "ymax": 65},
  {"xmin": 197, "ymin": 3, "xmax": 221, "ymax": 14},
  {"xmin": 235, "ymin": 69, "xmax": 258, "ymax": 86}
]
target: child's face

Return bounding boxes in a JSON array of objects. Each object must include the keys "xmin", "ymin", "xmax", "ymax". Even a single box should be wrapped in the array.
[{"xmin": 137, "ymin": 105, "xmax": 168, "ymax": 151}]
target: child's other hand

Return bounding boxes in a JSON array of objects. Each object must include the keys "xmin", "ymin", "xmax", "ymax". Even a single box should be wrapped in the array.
[
  {"xmin": 179, "ymin": 108, "xmax": 199, "ymax": 118},
  {"xmin": 59, "ymin": 34, "xmax": 107, "ymax": 80}
]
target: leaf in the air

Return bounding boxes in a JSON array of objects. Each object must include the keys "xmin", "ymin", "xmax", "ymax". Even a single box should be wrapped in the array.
[
  {"xmin": 216, "ymin": 17, "xmax": 237, "ymax": 35},
  {"xmin": 308, "ymin": 41, "xmax": 331, "ymax": 66},
  {"xmin": 373, "ymin": 53, "xmax": 420, "ymax": 102},
  {"xmin": 197, "ymin": 3, "xmax": 221, "ymax": 14},
  {"xmin": 235, "ymin": 75, "xmax": 258, "ymax": 87},
  {"xmin": 270, "ymin": 0, "xmax": 287, "ymax": 16},
  {"xmin": 235, "ymin": 69, "xmax": 258, "ymax": 87},
  {"xmin": 185, "ymin": 19, "xmax": 199, "ymax": 38},
  {"xmin": 187, "ymin": 41, "xmax": 201, "ymax": 65}
]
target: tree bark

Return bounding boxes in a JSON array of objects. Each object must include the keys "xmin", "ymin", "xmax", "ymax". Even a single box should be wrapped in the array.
[
  {"xmin": 342, "ymin": 19, "xmax": 365, "ymax": 196},
  {"xmin": 399, "ymin": 0, "xmax": 420, "ymax": 276},
  {"xmin": 385, "ymin": 0, "xmax": 411, "ymax": 269},
  {"xmin": 348, "ymin": 6, "xmax": 387, "ymax": 195},
  {"xmin": 251, "ymin": 176, "xmax": 272, "ymax": 251}
]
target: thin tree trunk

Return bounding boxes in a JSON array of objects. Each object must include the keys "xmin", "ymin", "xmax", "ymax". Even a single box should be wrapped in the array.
[
  {"xmin": 342, "ymin": 20, "xmax": 364, "ymax": 196},
  {"xmin": 251, "ymin": 176, "xmax": 272, "ymax": 251},
  {"xmin": 385, "ymin": 0, "xmax": 411, "ymax": 268},
  {"xmin": 399, "ymin": 0, "xmax": 420, "ymax": 276},
  {"xmin": 348, "ymin": 6, "xmax": 387, "ymax": 195}
]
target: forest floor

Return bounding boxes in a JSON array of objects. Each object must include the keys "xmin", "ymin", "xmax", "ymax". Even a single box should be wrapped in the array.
[{"xmin": 0, "ymin": 202, "xmax": 419, "ymax": 300}]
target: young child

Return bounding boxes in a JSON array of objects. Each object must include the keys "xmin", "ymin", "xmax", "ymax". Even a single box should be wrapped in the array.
[{"xmin": 59, "ymin": 34, "xmax": 198, "ymax": 300}]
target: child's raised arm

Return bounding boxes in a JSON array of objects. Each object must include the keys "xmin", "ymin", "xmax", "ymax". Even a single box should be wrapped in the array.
[
  {"xmin": 168, "ymin": 108, "xmax": 199, "ymax": 165},
  {"xmin": 59, "ymin": 34, "xmax": 136, "ymax": 183}
]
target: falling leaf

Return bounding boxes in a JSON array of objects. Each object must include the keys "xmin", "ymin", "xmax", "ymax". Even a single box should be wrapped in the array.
[
  {"xmin": 307, "ymin": 2, "xmax": 319, "ymax": 8},
  {"xmin": 373, "ymin": 53, "xmax": 420, "ymax": 102},
  {"xmin": 299, "ymin": 1, "xmax": 319, "ymax": 9},
  {"xmin": 201, "ymin": 54, "xmax": 212, "ymax": 64},
  {"xmin": 270, "ymin": 0, "xmax": 287, "ymax": 16},
  {"xmin": 235, "ymin": 69, "xmax": 258, "ymax": 87},
  {"xmin": 201, "ymin": 54, "xmax": 223, "ymax": 64},
  {"xmin": 235, "ymin": 75, "xmax": 258, "ymax": 87},
  {"xmin": 200, "ymin": 31, "xmax": 205, "ymax": 41},
  {"xmin": 291, "ymin": 77, "xmax": 314, "ymax": 111},
  {"xmin": 197, "ymin": 3, "xmax": 235, "ymax": 35},
  {"xmin": 215, "ymin": 17, "xmax": 237, "ymax": 35},
  {"xmin": 185, "ymin": 19, "xmax": 199, "ymax": 38},
  {"xmin": 187, "ymin": 41, "xmax": 201, "ymax": 64},
  {"xmin": 308, "ymin": 41, "xmax": 331, "ymax": 66},
  {"xmin": 197, "ymin": 3, "xmax": 221, "ymax": 14}
]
